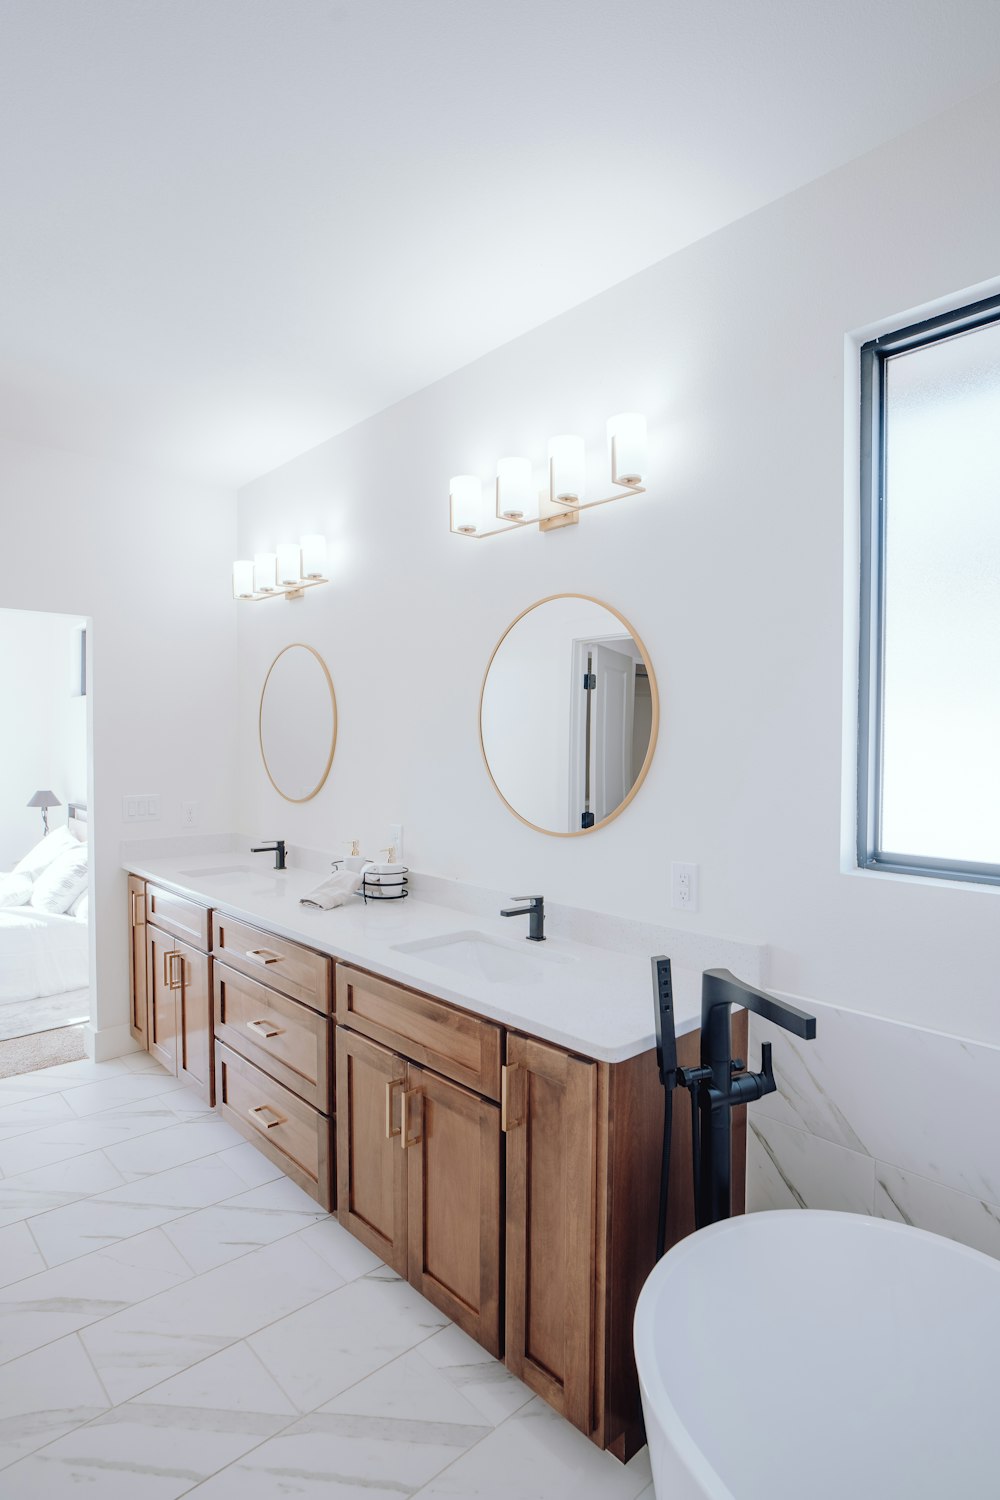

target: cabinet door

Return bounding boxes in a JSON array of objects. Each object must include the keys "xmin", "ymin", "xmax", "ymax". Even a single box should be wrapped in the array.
[
  {"xmin": 504, "ymin": 1034, "xmax": 599, "ymax": 1434},
  {"xmin": 146, "ymin": 924, "xmax": 178, "ymax": 1075},
  {"xmin": 128, "ymin": 877, "xmax": 148, "ymax": 1046},
  {"xmin": 175, "ymin": 939, "xmax": 213, "ymax": 1102},
  {"xmin": 336, "ymin": 1030, "xmax": 407, "ymax": 1274},
  {"xmin": 405, "ymin": 1065, "xmax": 502, "ymax": 1356}
]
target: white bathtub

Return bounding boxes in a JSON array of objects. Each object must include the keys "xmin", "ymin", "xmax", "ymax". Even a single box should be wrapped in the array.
[{"xmin": 634, "ymin": 1209, "xmax": 1000, "ymax": 1500}]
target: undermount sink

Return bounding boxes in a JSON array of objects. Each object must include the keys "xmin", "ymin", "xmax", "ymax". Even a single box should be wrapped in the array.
[
  {"xmin": 177, "ymin": 864, "xmax": 257, "ymax": 878},
  {"xmin": 391, "ymin": 930, "xmax": 573, "ymax": 984}
]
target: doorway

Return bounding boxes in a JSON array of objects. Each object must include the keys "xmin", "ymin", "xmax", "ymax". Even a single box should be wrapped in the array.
[{"xmin": 0, "ymin": 607, "xmax": 91, "ymax": 1071}]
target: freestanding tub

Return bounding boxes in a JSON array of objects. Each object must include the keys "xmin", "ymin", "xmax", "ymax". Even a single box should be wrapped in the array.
[{"xmin": 634, "ymin": 1209, "xmax": 1000, "ymax": 1499}]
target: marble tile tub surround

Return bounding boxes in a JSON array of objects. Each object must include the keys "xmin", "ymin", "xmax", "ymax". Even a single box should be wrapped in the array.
[
  {"xmin": 747, "ymin": 998, "xmax": 1000, "ymax": 1261},
  {"xmin": 0, "ymin": 1052, "xmax": 653, "ymax": 1499},
  {"xmin": 123, "ymin": 844, "xmax": 766, "ymax": 1064}
]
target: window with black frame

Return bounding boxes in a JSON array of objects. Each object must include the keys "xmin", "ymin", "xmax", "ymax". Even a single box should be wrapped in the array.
[{"xmin": 858, "ymin": 294, "xmax": 1000, "ymax": 885}]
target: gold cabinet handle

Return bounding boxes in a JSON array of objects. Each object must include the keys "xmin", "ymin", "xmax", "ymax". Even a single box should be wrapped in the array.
[
  {"xmin": 400, "ymin": 1089, "xmax": 422, "ymax": 1150},
  {"xmin": 501, "ymin": 1064, "xmax": 523, "ymax": 1132},
  {"xmin": 246, "ymin": 1018, "xmax": 283, "ymax": 1040},
  {"xmin": 162, "ymin": 949, "xmax": 183, "ymax": 990},
  {"xmin": 385, "ymin": 1077, "xmax": 403, "ymax": 1139},
  {"xmin": 246, "ymin": 948, "xmax": 283, "ymax": 965},
  {"xmin": 248, "ymin": 1104, "xmax": 284, "ymax": 1130},
  {"xmin": 130, "ymin": 891, "xmax": 145, "ymax": 927}
]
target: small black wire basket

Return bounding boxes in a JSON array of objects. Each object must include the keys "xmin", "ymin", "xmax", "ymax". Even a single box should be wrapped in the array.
[{"xmin": 359, "ymin": 874, "xmax": 409, "ymax": 903}]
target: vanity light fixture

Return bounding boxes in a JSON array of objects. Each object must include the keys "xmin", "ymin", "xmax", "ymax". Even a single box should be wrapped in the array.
[
  {"xmin": 233, "ymin": 535, "xmax": 329, "ymax": 601},
  {"xmin": 449, "ymin": 413, "xmax": 647, "ymax": 539}
]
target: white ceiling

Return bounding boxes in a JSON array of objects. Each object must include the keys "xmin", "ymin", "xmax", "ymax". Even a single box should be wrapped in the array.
[{"xmin": 2, "ymin": 0, "xmax": 1000, "ymax": 488}]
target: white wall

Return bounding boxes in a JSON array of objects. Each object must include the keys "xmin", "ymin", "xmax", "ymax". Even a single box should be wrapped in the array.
[
  {"xmin": 0, "ymin": 437, "xmax": 237, "ymax": 1057},
  {"xmin": 0, "ymin": 609, "xmax": 87, "ymax": 867},
  {"xmin": 236, "ymin": 85, "xmax": 1000, "ymax": 1047}
]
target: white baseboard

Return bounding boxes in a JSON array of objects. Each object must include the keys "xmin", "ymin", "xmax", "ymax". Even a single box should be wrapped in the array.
[{"xmin": 84, "ymin": 1022, "xmax": 139, "ymax": 1062}]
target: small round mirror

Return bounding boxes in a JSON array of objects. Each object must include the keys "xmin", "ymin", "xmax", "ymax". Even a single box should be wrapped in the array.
[
  {"xmin": 259, "ymin": 644, "xmax": 337, "ymax": 803},
  {"xmin": 480, "ymin": 595, "xmax": 658, "ymax": 836}
]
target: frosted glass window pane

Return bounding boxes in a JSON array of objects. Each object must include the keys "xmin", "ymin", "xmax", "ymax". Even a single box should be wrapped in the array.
[{"xmin": 881, "ymin": 321, "xmax": 1000, "ymax": 864}]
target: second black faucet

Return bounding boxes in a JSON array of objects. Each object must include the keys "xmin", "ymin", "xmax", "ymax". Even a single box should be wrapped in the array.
[{"xmin": 501, "ymin": 894, "xmax": 545, "ymax": 941}]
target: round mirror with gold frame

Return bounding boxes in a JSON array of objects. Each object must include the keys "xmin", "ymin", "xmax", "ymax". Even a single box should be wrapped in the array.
[
  {"xmin": 479, "ymin": 594, "xmax": 659, "ymax": 836},
  {"xmin": 259, "ymin": 643, "xmax": 337, "ymax": 803}
]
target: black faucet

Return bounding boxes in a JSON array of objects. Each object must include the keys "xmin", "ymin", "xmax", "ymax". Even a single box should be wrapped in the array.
[
  {"xmin": 501, "ymin": 895, "xmax": 545, "ymax": 942},
  {"xmin": 688, "ymin": 969, "xmax": 816, "ymax": 1228},
  {"xmin": 250, "ymin": 840, "xmax": 286, "ymax": 871}
]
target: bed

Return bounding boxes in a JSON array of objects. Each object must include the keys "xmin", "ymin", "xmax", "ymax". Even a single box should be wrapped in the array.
[
  {"xmin": 0, "ymin": 803, "xmax": 90, "ymax": 1007},
  {"xmin": 0, "ymin": 905, "xmax": 89, "ymax": 1003}
]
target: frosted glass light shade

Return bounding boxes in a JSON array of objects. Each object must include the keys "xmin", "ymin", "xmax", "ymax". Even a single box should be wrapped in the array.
[
  {"xmin": 607, "ymin": 412, "xmax": 647, "ymax": 485},
  {"xmin": 548, "ymin": 434, "xmax": 586, "ymax": 503},
  {"xmin": 301, "ymin": 534, "xmax": 327, "ymax": 577},
  {"xmin": 233, "ymin": 560, "xmax": 255, "ymax": 598},
  {"xmin": 254, "ymin": 552, "xmax": 277, "ymax": 592},
  {"xmin": 276, "ymin": 542, "xmax": 302, "ymax": 584},
  {"xmin": 451, "ymin": 474, "xmax": 484, "ymax": 534},
  {"xmin": 496, "ymin": 456, "xmax": 534, "ymax": 520}
]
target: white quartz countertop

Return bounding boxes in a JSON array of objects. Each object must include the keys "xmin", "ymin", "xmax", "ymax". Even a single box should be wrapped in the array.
[{"xmin": 124, "ymin": 852, "xmax": 709, "ymax": 1063}]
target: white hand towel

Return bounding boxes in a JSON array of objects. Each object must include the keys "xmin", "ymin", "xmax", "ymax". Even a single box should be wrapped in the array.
[{"xmin": 299, "ymin": 870, "xmax": 362, "ymax": 909}]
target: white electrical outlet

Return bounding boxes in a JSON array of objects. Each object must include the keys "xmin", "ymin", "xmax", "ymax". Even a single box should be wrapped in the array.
[
  {"xmin": 671, "ymin": 862, "xmax": 699, "ymax": 912},
  {"xmin": 389, "ymin": 823, "xmax": 404, "ymax": 861},
  {"xmin": 182, "ymin": 801, "xmax": 199, "ymax": 827}
]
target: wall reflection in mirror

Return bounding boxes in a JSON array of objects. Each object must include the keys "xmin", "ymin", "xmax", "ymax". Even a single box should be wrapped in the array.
[
  {"xmin": 259, "ymin": 643, "xmax": 337, "ymax": 802},
  {"xmin": 480, "ymin": 595, "xmax": 658, "ymax": 836}
]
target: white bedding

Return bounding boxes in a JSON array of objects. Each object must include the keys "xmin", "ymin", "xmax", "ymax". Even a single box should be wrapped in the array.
[{"xmin": 0, "ymin": 906, "xmax": 89, "ymax": 1004}]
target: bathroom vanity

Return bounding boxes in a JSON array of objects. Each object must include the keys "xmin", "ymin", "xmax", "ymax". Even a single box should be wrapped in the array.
[{"xmin": 124, "ymin": 855, "xmax": 747, "ymax": 1462}]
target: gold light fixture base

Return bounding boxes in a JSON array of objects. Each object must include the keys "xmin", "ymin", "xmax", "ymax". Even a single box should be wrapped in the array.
[{"xmin": 539, "ymin": 509, "xmax": 580, "ymax": 533}]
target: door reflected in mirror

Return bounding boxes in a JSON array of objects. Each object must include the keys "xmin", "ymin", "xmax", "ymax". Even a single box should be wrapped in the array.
[
  {"xmin": 259, "ymin": 643, "xmax": 337, "ymax": 803},
  {"xmin": 480, "ymin": 595, "xmax": 658, "ymax": 836}
]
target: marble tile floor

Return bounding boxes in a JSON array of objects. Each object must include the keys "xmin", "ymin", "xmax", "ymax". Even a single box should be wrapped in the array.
[{"xmin": 0, "ymin": 1051, "xmax": 652, "ymax": 1498}]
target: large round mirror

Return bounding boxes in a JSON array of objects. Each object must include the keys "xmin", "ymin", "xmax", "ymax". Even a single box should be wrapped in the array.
[
  {"xmin": 259, "ymin": 644, "xmax": 337, "ymax": 803},
  {"xmin": 480, "ymin": 595, "xmax": 658, "ymax": 836}
]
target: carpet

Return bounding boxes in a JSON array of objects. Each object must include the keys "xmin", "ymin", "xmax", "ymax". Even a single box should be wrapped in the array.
[
  {"xmin": 0, "ymin": 989, "xmax": 90, "ymax": 1041},
  {"xmin": 0, "ymin": 1023, "xmax": 88, "ymax": 1077}
]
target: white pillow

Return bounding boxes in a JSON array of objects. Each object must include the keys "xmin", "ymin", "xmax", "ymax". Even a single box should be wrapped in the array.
[
  {"xmin": 29, "ymin": 842, "xmax": 89, "ymax": 915},
  {"xmin": 67, "ymin": 817, "xmax": 88, "ymax": 843},
  {"xmin": 0, "ymin": 871, "xmax": 32, "ymax": 908},
  {"xmin": 14, "ymin": 825, "xmax": 76, "ymax": 880},
  {"xmin": 68, "ymin": 889, "xmax": 89, "ymax": 922}
]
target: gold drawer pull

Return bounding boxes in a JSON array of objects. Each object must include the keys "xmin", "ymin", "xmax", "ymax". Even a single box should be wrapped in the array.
[
  {"xmin": 130, "ymin": 891, "xmax": 145, "ymax": 927},
  {"xmin": 385, "ymin": 1077, "xmax": 403, "ymax": 1139},
  {"xmin": 246, "ymin": 948, "xmax": 283, "ymax": 965},
  {"xmin": 248, "ymin": 1104, "xmax": 284, "ymax": 1130},
  {"xmin": 501, "ymin": 1064, "xmax": 523, "ymax": 1133},
  {"xmin": 163, "ymin": 950, "xmax": 183, "ymax": 990},
  {"xmin": 246, "ymin": 1018, "xmax": 283, "ymax": 1040},
  {"xmin": 400, "ymin": 1089, "xmax": 422, "ymax": 1151}
]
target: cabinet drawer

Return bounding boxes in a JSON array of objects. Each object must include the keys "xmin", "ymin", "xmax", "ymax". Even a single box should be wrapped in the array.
[
  {"xmin": 146, "ymin": 884, "xmax": 210, "ymax": 951},
  {"xmin": 215, "ymin": 1042, "xmax": 332, "ymax": 1209},
  {"xmin": 336, "ymin": 965, "xmax": 502, "ymax": 1101},
  {"xmin": 212, "ymin": 913, "xmax": 331, "ymax": 1013},
  {"xmin": 214, "ymin": 962, "xmax": 331, "ymax": 1110}
]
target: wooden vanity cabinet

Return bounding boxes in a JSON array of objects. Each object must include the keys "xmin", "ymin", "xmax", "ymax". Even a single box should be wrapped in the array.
[
  {"xmin": 503, "ymin": 1016, "xmax": 748, "ymax": 1459},
  {"xmin": 336, "ymin": 975, "xmax": 503, "ymax": 1355},
  {"xmin": 145, "ymin": 925, "xmax": 213, "ymax": 1098},
  {"xmin": 503, "ymin": 1034, "xmax": 599, "ymax": 1433},
  {"xmin": 127, "ymin": 876, "xmax": 148, "ymax": 1046},
  {"xmin": 211, "ymin": 914, "xmax": 334, "ymax": 1210},
  {"xmin": 142, "ymin": 883, "xmax": 214, "ymax": 1103}
]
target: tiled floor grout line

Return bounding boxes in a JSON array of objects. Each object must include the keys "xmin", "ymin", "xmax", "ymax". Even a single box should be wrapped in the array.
[{"xmin": 163, "ymin": 1323, "xmax": 489, "ymax": 1499}]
